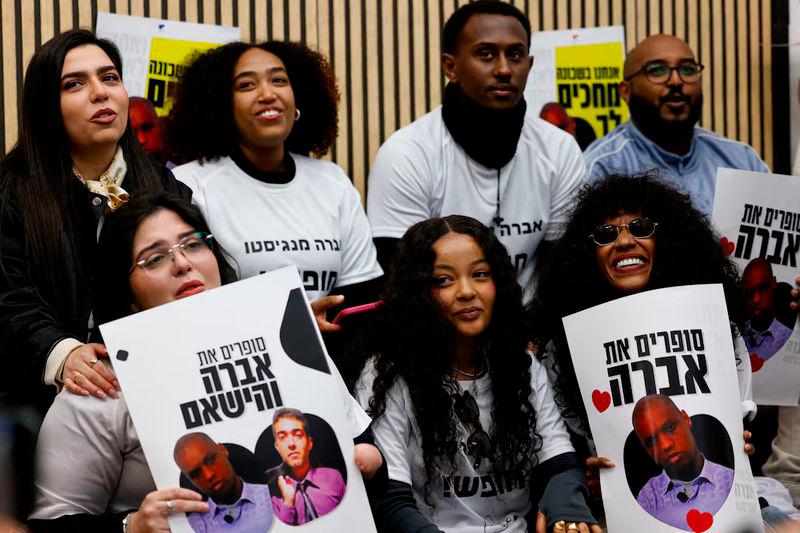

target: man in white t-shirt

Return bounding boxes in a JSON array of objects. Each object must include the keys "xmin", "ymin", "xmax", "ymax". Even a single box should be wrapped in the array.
[{"xmin": 367, "ymin": 1, "xmax": 585, "ymax": 300}]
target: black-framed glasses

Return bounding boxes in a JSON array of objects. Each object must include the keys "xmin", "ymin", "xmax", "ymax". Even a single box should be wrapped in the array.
[
  {"xmin": 625, "ymin": 61, "xmax": 704, "ymax": 84},
  {"xmin": 452, "ymin": 390, "xmax": 493, "ymax": 468},
  {"xmin": 130, "ymin": 231, "xmax": 215, "ymax": 274},
  {"xmin": 589, "ymin": 218, "xmax": 658, "ymax": 247}
]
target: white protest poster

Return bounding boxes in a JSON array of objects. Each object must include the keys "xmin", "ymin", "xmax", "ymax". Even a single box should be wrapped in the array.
[
  {"xmin": 96, "ymin": 13, "xmax": 240, "ymax": 116},
  {"xmin": 99, "ymin": 267, "xmax": 377, "ymax": 533},
  {"xmin": 525, "ymin": 26, "xmax": 627, "ymax": 139},
  {"xmin": 711, "ymin": 168, "xmax": 800, "ymax": 406},
  {"xmin": 563, "ymin": 285, "xmax": 762, "ymax": 533}
]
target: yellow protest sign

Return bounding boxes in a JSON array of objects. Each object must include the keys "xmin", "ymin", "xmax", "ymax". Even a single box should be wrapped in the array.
[
  {"xmin": 147, "ymin": 37, "xmax": 220, "ymax": 117},
  {"xmin": 555, "ymin": 42, "xmax": 628, "ymax": 138}
]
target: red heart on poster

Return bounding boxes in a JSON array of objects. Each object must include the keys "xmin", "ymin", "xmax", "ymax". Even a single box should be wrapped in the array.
[
  {"xmin": 686, "ymin": 509, "xmax": 713, "ymax": 532},
  {"xmin": 750, "ymin": 353, "xmax": 765, "ymax": 372},
  {"xmin": 591, "ymin": 389, "xmax": 611, "ymax": 413},
  {"xmin": 720, "ymin": 237, "xmax": 735, "ymax": 256}
]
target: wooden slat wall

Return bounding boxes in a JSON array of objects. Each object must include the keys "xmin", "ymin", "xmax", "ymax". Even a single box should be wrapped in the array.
[{"xmin": 0, "ymin": 0, "xmax": 780, "ymax": 198}]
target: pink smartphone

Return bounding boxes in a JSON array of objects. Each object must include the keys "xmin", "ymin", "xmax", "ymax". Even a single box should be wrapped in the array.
[{"xmin": 332, "ymin": 301, "xmax": 384, "ymax": 325}]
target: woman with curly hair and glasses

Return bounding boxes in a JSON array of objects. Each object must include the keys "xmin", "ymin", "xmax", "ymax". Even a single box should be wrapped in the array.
[
  {"xmin": 351, "ymin": 215, "xmax": 600, "ymax": 533},
  {"xmin": 527, "ymin": 174, "xmax": 758, "ymax": 509},
  {"xmin": 167, "ymin": 41, "xmax": 382, "ymax": 327}
]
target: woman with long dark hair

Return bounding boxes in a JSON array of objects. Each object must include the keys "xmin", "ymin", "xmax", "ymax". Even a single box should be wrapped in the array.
[
  {"xmin": 167, "ymin": 40, "xmax": 382, "ymax": 323},
  {"xmin": 0, "ymin": 29, "xmax": 188, "ymax": 413},
  {"xmin": 352, "ymin": 215, "xmax": 599, "ymax": 532},
  {"xmin": 527, "ymin": 174, "xmax": 756, "ymax": 495},
  {"xmin": 29, "ymin": 192, "xmax": 381, "ymax": 531}
]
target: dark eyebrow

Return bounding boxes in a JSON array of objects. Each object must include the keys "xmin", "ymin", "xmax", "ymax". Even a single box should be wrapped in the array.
[
  {"xmin": 61, "ymin": 64, "xmax": 118, "ymax": 81},
  {"xmin": 133, "ymin": 230, "xmax": 197, "ymax": 262},
  {"xmin": 433, "ymin": 259, "xmax": 489, "ymax": 270},
  {"xmin": 232, "ymin": 66, "xmax": 288, "ymax": 83}
]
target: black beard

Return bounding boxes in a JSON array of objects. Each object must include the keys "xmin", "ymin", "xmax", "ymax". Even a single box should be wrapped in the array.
[{"xmin": 628, "ymin": 91, "xmax": 703, "ymax": 148}]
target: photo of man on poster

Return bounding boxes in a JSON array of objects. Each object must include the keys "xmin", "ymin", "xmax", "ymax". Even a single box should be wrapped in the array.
[
  {"xmin": 268, "ymin": 408, "xmax": 346, "ymax": 525},
  {"xmin": 742, "ymin": 258, "xmax": 798, "ymax": 362},
  {"xmin": 631, "ymin": 395, "xmax": 734, "ymax": 531},
  {"xmin": 173, "ymin": 432, "xmax": 274, "ymax": 532}
]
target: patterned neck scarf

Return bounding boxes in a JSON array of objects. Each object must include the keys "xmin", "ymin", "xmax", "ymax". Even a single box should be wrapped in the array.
[{"xmin": 72, "ymin": 145, "xmax": 129, "ymax": 213}]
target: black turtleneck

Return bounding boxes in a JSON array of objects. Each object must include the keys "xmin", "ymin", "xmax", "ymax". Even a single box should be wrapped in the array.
[
  {"xmin": 440, "ymin": 82, "xmax": 527, "ymax": 169},
  {"xmin": 229, "ymin": 145, "xmax": 297, "ymax": 184}
]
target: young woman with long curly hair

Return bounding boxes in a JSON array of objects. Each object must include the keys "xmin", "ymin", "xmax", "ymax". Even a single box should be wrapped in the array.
[
  {"xmin": 0, "ymin": 29, "xmax": 188, "ymax": 414},
  {"xmin": 352, "ymin": 215, "xmax": 599, "ymax": 533},
  {"xmin": 167, "ymin": 41, "xmax": 382, "ymax": 323},
  {"xmin": 527, "ymin": 174, "xmax": 757, "ymax": 500}
]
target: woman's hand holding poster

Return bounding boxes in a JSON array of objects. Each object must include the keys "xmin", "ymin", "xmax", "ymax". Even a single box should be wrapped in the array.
[
  {"xmin": 99, "ymin": 267, "xmax": 377, "ymax": 533},
  {"xmin": 563, "ymin": 284, "xmax": 762, "ymax": 533},
  {"xmin": 712, "ymin": 168, "xmax": 800, "ymax": 406}
]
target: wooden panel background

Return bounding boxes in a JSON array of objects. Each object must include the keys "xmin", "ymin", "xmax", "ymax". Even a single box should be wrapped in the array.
[{"xmin": 0, "ymin": 0, "xmax": 781, "ymax": 198}]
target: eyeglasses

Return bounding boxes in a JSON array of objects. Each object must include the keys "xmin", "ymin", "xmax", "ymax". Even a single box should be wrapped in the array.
[
  {"xmin": 452, "ymin": 390, "xmax": 493, "ymax": 468},
  {"xmin": 130, "ymin": 232, "xmax": 214, "ymax": 274},
  {"xmin": 589, "ymin": 218, "xmax": 658, "ymax": 247},
  {"xmin": 625, "ymin": 61, "xmax": 704, "ymax": 84}
]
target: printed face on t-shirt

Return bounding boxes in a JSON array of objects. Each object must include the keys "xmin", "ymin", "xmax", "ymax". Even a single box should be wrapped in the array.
[
  {"xmin": 431, "ymin": 232, "xmax": 496, "ymax": 341},
  {"xmin": 442, "ymin": 14, "xmax": 532, "ymax": 110}
]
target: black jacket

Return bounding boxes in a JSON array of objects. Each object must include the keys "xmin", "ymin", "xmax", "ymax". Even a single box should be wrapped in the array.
[{"xmin": 0, "ymin": 162, "xmax": 190, "ymax": 414}]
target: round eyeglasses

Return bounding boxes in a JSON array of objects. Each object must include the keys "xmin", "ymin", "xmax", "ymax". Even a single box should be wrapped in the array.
[
  {"xmin": 589, "ymin": 218, "xmax": 658, "ymax": 247},
  {"xmin": 130, "ymin": 232, "xmax": 214, "ymax": 274},
  {"xmin": 625, "ymin": 61, "xmax": 704, "ymax": 84}
]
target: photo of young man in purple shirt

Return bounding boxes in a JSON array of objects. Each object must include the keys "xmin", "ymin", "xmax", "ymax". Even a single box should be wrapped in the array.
[
  {"xmin": 632, "ymin": 395, "xmax": 734, "ymax": 531},
  {"xmin": 269, "ymin": 408, "xmax": 346, "ymax": 525}
]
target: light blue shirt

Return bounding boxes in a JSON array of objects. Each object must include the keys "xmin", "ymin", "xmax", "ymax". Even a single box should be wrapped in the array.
[
  {"xmin": 636, "ymin": 457, "xmax": 734, "ymax": 531},
  {"xmin": 187, "ymin": 481, "xmax": 273, "ymax": 533},
  {"xmin": 584, "ymin": 121, "xmax": 768, "ymax": 217},
  {"xmin": 744, "ymin": 317, "xmax": 794, "ymax": 361}
]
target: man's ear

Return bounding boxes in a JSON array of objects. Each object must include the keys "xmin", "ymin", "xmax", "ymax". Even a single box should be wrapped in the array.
[
  {"xmin": 681, "ymin": 410, "xmax": 692, "ymax": 427},
  {"xmin": 619, "ymin": 80, "xmax": 631, "ymax": 104},
  {"xmin": 220, "ymin": 443, "xmax": 230, "ymax": 457},
  {"xmin": 308, "ymin": 436, "xmax": 313, "ymax": 452},
  {"xmin": 442, "ymin": 53, "xmax": 458, "ymax": 82}
]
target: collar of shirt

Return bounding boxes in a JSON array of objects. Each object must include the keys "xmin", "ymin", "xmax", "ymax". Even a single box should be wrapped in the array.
[
  {"xmin": 208, "ymin": 480, "xmax": 258, "ymax": 517},
  {"xmin": 662, "ymin": 456, "xmax": 719, "ymax": 498},
  {"xmin": 291, "ymin": 467, "xmax": 321, "ymax": 490}
]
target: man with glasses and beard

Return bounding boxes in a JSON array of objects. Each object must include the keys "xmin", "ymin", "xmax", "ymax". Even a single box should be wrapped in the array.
[{"xmin": 584, "ymin": 35, "xmax": 767, "ymax": 217}]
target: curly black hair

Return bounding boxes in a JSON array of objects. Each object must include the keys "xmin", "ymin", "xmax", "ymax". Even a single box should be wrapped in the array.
[
  {"xmin": 527, "ymin": 174, "xmax": 748, "ymax": 436},
  {"xmin": 166, "ymin": 40, "xmax": 339, "ymax": 163},
  {"xmin": 353, "ymin": 215, "xmax": 541, "ymax": 492}
]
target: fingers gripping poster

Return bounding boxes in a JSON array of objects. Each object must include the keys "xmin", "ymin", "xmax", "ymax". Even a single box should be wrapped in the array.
[
  {"xmin": 99, "ymin": 267, "xmax": 377, "ymax": 532},
  {"xmin": 712, "ymin": 168, "xmax": 800, "ymax": 406},
  {"xmin": 563, "ymin": 285, "xmax": 762, "ymax": 533}
]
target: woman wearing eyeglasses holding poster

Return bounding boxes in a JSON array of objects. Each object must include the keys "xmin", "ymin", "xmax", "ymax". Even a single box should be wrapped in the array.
[
  {"xmin": 29, "ymin": 193, "xmax": 383, "ymax": 532},
  {"xmin": 527, "ymin": 175, "xmax": 763, "ymax": 522},
  {"xmin": 351, "ymin": 215, "xmax": 600, "ymax": 533}
]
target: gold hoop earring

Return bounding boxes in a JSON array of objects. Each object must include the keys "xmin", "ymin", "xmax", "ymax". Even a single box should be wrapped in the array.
[{"xmin": 294, "ymin": 109, "xmax": 301, "ymax": 120}]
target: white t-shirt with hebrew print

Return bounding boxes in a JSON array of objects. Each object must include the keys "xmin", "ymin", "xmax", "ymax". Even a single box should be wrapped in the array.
[
  {"xmin": 366, "ymin": 107, "xmax": 586, "ymax": 301},
  {"xmin": 354, "ymin": 356, "xmax": 574, "ymax": 533},
  {"xmin": 174, "ymin": 154, "xmax": 383, "ymax": 301}
]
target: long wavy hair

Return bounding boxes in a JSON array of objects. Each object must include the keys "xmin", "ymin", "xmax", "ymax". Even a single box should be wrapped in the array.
[
  {"xmin": 166, "ymin": 40, "xmax": 339, "ymax": 163},
  {"xmin": 355, "ymin": 215, "xmax": 541, "ymax": 490},
  {"xmin": 93, "ymin": 192, "xmax": 238, "ymax": 325},
  {"xmin": 0, "ymin": 29, "xmax": 163, "ymax": 308},
  {"xmin": 527, "ymin": 174, "xmax": 747, "ymax": 435}
]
